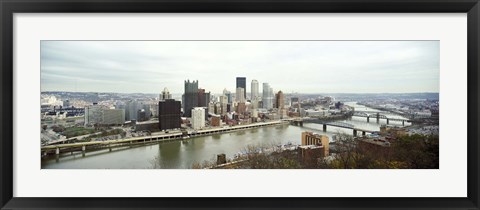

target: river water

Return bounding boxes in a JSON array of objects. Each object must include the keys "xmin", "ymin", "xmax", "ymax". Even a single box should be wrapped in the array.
[{"xmin": 41, "ymin": 102, "xmax": 410, "ymax": 169}]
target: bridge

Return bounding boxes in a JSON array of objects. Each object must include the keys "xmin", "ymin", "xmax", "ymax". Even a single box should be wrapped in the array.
[
  {"xmin": 42, "ymin": 121, "xmax": 288, "ymax": 157},
  {"xmin": 289, "ymin": 118, "xmax": 376, "ymax": 137},
  {"xmin": 352, "ymin": 111, "xmax": 410, "ymax": 125}
]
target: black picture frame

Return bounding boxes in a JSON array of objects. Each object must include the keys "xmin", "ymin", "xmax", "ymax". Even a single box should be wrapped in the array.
[{"xmin": 1, "ymin": 0, "xmax": 479, "ymax": 209}]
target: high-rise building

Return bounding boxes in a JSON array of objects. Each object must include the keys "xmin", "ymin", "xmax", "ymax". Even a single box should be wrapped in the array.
[
  {"xmin": 262, "ymin": 83, "xmax": 273, "ymax": 109},
  {"xmin": 236, "ymin": 77, "xmax": 246, "ymax": 99},
  {"xmin": 158, "ymin": 99, "xmax": 181, "ymax": 130},
  {"xmin": 125, "ymin": 100, "xmax": 139, "ymax": 121},
  {"xmin": 275, "ymin": 90, "xmax": 285, "ymax": 109},
  {"xmin": 236, "ymin": 87, "xmax": 245, "ymax": 103},
  {"xmin": 198, "ymin": 88, "xmax": 207, "ymax": 107},
  {"xmin": 219, "ymin": 95, "xmax": 228, "ymax": 114},
  {"xmin": 191, "ymin": 107, "xmax": 206, "ymax": 130},
  {"xmin": 84, "ymin": 104, "xmax": 104, "ymax": 126},
  {"xmin": 198, "ymin": 88, "xmax": 210, "ymax": 119},
  {"xmin": 226, "ymin": 92, "xmax": 232, "ymax": 104},
  {"xmin": 251, "ymin": 79, "xmax": 259, "ymax": 101},
  {"xmin": 103, "ymin": 109, "xmax": 125, "ymax": 125},
  {"xmin": 85, "ymin": 104, "xmax": 125, "ymax": 126},
  {"xmin": 160, "ymin": 87, "xmax": 172, "ymax": 100},
  {"xmin": 137, "ymin": 109, "xmax": 147, "ymax": 122},
  {"xmin": 236, "ymin": 102, "xmax": 246, "ymax": 114},
  {"xmin": 184, "ymin": 80, "xmax": 199, "ymax": 117}
]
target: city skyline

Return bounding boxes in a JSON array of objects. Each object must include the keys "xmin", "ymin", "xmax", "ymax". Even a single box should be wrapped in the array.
[{"xmin": 41, "ymin": 41, "xmax": 439, "ymax": 94}]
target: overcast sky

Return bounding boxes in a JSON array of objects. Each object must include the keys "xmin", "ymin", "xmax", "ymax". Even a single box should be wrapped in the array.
[{"xmin": 41, "ymin": 41, "xmax": 439, "ymax": 94}]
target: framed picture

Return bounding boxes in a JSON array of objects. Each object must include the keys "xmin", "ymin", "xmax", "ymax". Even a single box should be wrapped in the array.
[{"xmin": 1, "ymin": 0, "xmax": 479, "ymax": 209}]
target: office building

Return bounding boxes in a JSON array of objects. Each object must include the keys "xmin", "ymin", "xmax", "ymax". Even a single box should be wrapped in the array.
[
  {"xmin": 236, "ymin": 102, "xmax": 246, "ymax": 115},
  {"xmin": 251, "ymin": 79, "xmax": 259, "ymax": 101},
  {"xmin": 160, "ymin": 87, "xmax": 172, "ymax": 100},
  {"xmin": 85, "ymin": 104, "xmax": 125, "ymax": 126},
  {"xmin": 191, "ymin": 107, "xmax": 206, "ymax": 130},
  {"xmin": 125, "ymin": 100, "xmax": 139, "ymax": 121},
  {"xmin": 211, "ymin": 116, "xmax": 221, "ymax": 127},
  {"xmin": 198, "ymin": 88, "xmax": 211, "ymax": 119},
  {"xmin": 236, "ymin": 77, "xmax": 246, "ymax": 99},
  {"xmin": 84, "ymin": 104, "xmax": 104, "ymax": 126},
  {"xmin": 236, "ymin": 87, "xmax": 245, "ymax": 103},
  {"xmin": 262, "ymin": 83, "xmax": 273, "ymax": 109},
  {"xmin": 103, "ymin": 109, "xmax": 125, "ymax": 125},
  {"xmin": 219, "ymin": 95, "xmax": 228, "ymax": 115},
  {"xmin": 275, "ymin": 90, "xmax": 285, "ymax": 109},
  {"xmin": 184, "ymin": 80, "xmax": 199, "ymax": 117},
  {"xmin": 137, "ymin": 109, "xmax": 147, "ymax": 122},
  {"xmin": 158, "ymin": 99, "xmax": 181, "ymax": 130}
]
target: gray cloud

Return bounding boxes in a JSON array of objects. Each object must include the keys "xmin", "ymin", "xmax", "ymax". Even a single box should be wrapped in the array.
[{"xmin": 41, "ymin": 41, "xmax": 439, "ymax": 94}]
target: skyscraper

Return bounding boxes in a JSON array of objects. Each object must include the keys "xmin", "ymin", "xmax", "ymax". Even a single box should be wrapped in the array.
[
  {"xmin": 160, "ymin": 87, "xmax": 172, "ymax": 100},
  {"xmin": 198, "ymin": 88, "xmax": 210, "ymax": 119},
  {"xmin": 125, "ymin": 100, "xmax": 139, "ymax": 121},
  {"xmin": 158, "ymin": 99, "xmax": 181, "ymax": 130},
  {"xmin": 191, "ymin": 107, "xmax": 206, "ymax": 130},
  {"xmin": 198, "ymin": 88, "xmax": 207, "ymax": 107},
  {"xmin": 236, "ymin": 77, "xmax": 246, "ymax": 99},
  {"xmin": 251, "ymin": 79, "xmax": 259, "ymax": 100},
  {"xmin": 236, "ymin": 87, "xmax": 245, "ymax": 103},
  {"xmin": 275, "ymin": 90, "xmax": 285, "ymax": 109},
  {"xmin": 262, "ymin": 83, "xmax": 273, "ymax": 109},
  {"xmin": 184, "ymin": 80, "xmax": 198, "ymax": 117},
  {"xmin": 219, "ymin": 95, "xmax": 228, "ymax": 114}
]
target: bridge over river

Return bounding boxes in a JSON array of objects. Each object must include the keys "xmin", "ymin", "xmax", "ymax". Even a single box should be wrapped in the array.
[
  {"xmin": 352, "ymin": 111, "xmax": 410, "ymax": 125},
  {"xmin": 287, "ymin": 118, "xmax": 377, "ymax": 137}
]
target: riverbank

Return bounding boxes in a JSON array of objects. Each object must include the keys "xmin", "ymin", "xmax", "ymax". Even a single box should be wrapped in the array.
[{"xmin": 41, "ymin": 120, "xmax": 289, "ymax": 157}]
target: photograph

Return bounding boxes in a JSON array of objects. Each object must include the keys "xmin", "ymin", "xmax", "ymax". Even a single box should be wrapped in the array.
[{"xmin": 40, "ymin": 40, "xmax": 440, "ymax": 169}]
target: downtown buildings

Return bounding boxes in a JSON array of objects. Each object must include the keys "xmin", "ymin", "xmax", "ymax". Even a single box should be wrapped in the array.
[
  {"xmin": 191, "ymin": 107, "xmax": 206, "ymax": 130},
  {"xmin": 183, "ymin": 80, "xmax": 199, "ymax": 118},
  {"xmin": 84, "ymin": 103, "xmax": 125, "ymax": 126},
  {"xmin": 262, "ymin": 83, "xmax": 274, "ymax": 110},
  {"xmin": 158, "ymin": 99, "xmax": 181, "ymax": 131},
  {"xmin": 251, "ymin": 79, "xmax": 259, "ymax": 101},
  {"xmin": 236, "ymin": 77, "xmax": 246, "ymax": 99}
]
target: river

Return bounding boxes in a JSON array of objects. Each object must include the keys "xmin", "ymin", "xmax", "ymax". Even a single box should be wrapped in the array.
[{"xmin": 41, "ymin": 102, "xmax": 410, "ymax": 169}]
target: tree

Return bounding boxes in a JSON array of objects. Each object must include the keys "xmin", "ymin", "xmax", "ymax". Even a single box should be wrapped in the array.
[
  {"xmin": 392, "ymin": 134, "xmax": 439, "ymax": 169},
  {"xmin": 331, "ymin": 133, "xmax": 358, "ymax": 169}
]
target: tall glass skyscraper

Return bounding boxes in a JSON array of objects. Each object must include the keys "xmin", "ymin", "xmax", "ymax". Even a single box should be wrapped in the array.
[
  {"xmin": 262, "ymin": 83, "xmax": 273, "ymax": 109},
  {"xmin": 236, "ymin": 77, "xmax": 246, "ymax": 99},
  {"xmin": 184, "ymin": 80, "xmax": 198, "ymax": 117}
]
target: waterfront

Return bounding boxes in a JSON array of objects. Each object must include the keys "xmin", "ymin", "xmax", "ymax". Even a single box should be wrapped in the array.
[{"xmin": 41, "ymin": 103, "xmax": 410, "ymax": 169}]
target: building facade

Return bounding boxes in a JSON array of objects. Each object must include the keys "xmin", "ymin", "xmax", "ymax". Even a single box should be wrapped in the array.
[
  {"xmin": 236, "ymin": 77, "xmax": 246, "ymax": 99},
  {"xmin": 301, "ymin": 131, "xmax": 329, "ymax": 156},
  {"xmin": 191, "ymin": 107, "xmax": 206, "ymax": 130},
  {"xmin": 84, "ymin": 104, "xmax": 104, "ymax": 126},
  {"xmin": 103, "ymin": 109, "xmax": 125, "ymax": 125},
  {"xmin": 183, "ymin": 80, "xmax": 199, "ymax": 117},
  {"xmin": 275, "ymin": 90, "xmax": 285, "ymax": 109},
  {"xmin": 262, "ymin": 83, "xmax": 273, "ymax": 109},
  {"xmin": 236, "ymin": 87, "xmax": 245, "ymax": 103},
  {"xmin": 158, "ymin": 99, "xmax": 181, "ymax": 130},
  {"xmin": 85, "ymin": 104, "xmax": 125, "ymax": 126},
  {"xmin": 251, "ymin": 79, "xmax": 259, "ymax": 101},
  {"xmin": 160, "ymin": 87, "xmax": 172, "ymax": 100}
]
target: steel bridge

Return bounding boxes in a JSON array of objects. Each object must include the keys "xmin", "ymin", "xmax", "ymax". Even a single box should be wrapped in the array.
[
  {"xmin": 290, "ymin": 117, "xmax": 376, "ymax": 137},
  {"xmin": 352, "ymin": 111, "xmax": 410, "ymax": 125}
]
